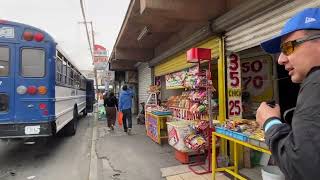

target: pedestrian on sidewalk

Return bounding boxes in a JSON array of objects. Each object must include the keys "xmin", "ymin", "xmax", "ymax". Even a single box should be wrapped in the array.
[
  {"xmin": 104, "ymin": 92, "xmax": 118, "ymax": 130},
  {"xmin": 119, "ymin": 85, "xmax": 134, "ymax": 134},
  {"xmin": 257, "ymin": 8, "xmax": 320, "ymax": 180}
]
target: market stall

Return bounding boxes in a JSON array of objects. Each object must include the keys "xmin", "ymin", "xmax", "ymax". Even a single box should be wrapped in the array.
[
  {"xmin": 145, "ymin": 48, "xmax": 221, "ymax": 175},
  {"xmin": 210, "ymin": 51, "xmax": 279, "ymax": 179}
]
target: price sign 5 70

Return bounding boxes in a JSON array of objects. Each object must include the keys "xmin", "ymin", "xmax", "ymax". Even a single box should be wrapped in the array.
[{"xmin": 241, "ymin": 60, "xmax": 266, "ymax": 90}]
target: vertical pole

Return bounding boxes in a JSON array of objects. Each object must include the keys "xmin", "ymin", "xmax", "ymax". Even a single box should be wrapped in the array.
[
  {"xmin": 218, "ymin": 37, "xmax": 227, "ymax": 155},
  {"xmin": 89, "ymin": 22, "xmax": 99, "ymax": 99},
  {"xmin": 212, "ymin": 133, "xmax": 216, "ymax": 180},
  {"xmin": 234, "ymin": 142, "xmax": 238, "ymax": 180}
]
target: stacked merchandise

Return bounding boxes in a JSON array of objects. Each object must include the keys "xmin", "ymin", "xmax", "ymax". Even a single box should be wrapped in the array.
[
  {"xmin": 166, "ymin": 66, "xmax": 216, "ymax": 121},
  {"xmin": 145, "ymin": 85, "xmax": 172, "ymax": 116},
  {"xmin": 167, "ymin": 120, "xmax": 210, "ymax": 152},
  {"xmin": 216, "ymin": 119, "xmax": 267, "ymax": 148},
  {"xmin": 166, "ymin": 90, "xmax": 208, "ymax": 120},
  {"xmin": 146, "ymin": 106, "xmax": 172, "ymax": 116}
]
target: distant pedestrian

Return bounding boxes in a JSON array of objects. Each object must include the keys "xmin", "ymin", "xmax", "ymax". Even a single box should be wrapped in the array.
[
  {"xmin": 104, "ymin": 92, "xmax": 118, "ymax": 130},
  {"xmin": 119, "ymin": 85, "xmax": 134, "ymax": 134}
]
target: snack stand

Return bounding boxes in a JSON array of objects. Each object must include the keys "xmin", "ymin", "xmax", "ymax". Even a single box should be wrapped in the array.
[
  {"xmin": 211, "ymin": 53, "xmax": 274, "ymax": 179},
  {"xmin": 145, "ymin": 88, "xmax": 172, "ymax": 145},
  {"xmin": 161, "ymin": 48, "xmax": 218, "ymax": 174}
]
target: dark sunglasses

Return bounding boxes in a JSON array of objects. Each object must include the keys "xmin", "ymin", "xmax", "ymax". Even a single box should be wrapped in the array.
[{"xmin": 280, "ymin": 34, "xmax": 320, "ymax": 56}]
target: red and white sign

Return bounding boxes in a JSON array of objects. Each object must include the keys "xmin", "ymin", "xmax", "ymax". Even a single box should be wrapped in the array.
[
  {"xmin": 227, "ymin": 53, "xmax": 242, "ymax": 119},
  {"xmin": 93, "ymin": 44, "xmax": 108, "ymax": 64},
  {"xmin": 241, "ymin": 56, "xmax": 273, "ymax": 101}
]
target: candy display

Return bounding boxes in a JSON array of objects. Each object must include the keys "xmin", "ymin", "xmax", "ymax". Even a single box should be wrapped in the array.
[
  {"xmin": 146, "ymin": 105, "xmax": 172, "ymax": 116},
  {"xmin": 222, "ymin": 119, "xmax": 265, "ymax": 141},
  {"xmin": 184, "ymin": 134, "xmax": 207, "ymax": 151},
  {"xmin": 165, "ymin": 70, "xmax": 187, "ymax": 88}
]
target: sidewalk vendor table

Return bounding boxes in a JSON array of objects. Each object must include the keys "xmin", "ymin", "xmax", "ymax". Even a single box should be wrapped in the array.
[
  {"xmin": 145, "ymin": 112, "xmax": 170, "ymax": 144},
  {"xmin": 212, "ymin": 132, "xmax": 271, "ymax": 180}
]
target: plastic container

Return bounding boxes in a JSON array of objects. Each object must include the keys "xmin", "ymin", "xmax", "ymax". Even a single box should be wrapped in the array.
[
  {"xmin": 261, "ymin": 166, "xmax": 285, "ymax": 180},
  {"xmin": 215, "ymin": 127, "xmax": 248, "ymax": 142},
  {"xmin": 167, "ymin": 120, "xmax": 196, "ymax": 152},
  {"xmin": 230, "ymin": 130, "xmax": 248, "ymax": 142},
  {"xmin": 215, "ymin": 126, "xmax": 226, "ymax": 135}
]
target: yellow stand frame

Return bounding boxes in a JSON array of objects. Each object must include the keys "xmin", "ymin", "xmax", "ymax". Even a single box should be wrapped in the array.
[
  {"xmin": 212, "ymin": 132, "xmax": 271, "ymax": 180},
  {"xmin": 145, "ymin": 112, "xmax": 169, "ymax": 144}
]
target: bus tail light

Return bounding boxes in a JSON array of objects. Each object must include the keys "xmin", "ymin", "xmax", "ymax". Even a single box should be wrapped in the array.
[
  {"xmin": 34, "ymin": 32, "xmax": 44, "ymax": 42},
  {"xmin": 39, "ymin": 103, "xmax": 47, "ymax": 110},
  {"xmin": 17, "ymin": 85, "xmax": 27, "ymax": 94},
  {"xmin": 38, "ymin": 86, "xmax": 47, "ymax": 95},
  {"xmin": 23, "ymin": 31, "xmax": 33, "ymax": 41},
  {"xmin": 43, "ymin": 110, "xmax": 49, "ymax": 116},
  {"xmin": 27, "ymin": 86, "xmax": 37, "ymax": 95}
]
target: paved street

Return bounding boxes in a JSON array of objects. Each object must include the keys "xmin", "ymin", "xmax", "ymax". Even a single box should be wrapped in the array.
[{"xmin": 0, "ymin": 114, "xmax": 94, "ymax": 180}]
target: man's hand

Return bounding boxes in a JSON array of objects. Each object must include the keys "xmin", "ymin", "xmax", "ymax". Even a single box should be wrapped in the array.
[{"xmin": 256, "ymin": 102, "xmax": 281, "ymax": 128}]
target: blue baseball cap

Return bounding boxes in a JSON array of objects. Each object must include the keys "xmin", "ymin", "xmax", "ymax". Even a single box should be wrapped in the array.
[{"xmin": 261, "ymin": 8, "xmax": 320, "ymax": 54}]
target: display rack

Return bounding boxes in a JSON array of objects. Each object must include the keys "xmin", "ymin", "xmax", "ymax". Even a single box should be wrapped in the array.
[{"xmin": 186, "ymin": 48, "xmax": 214, "ymax": 175}]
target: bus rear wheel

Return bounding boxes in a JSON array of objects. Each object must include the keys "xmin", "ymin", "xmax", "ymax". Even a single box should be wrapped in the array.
[{"xmin": 63, "ymin": 108, "xmax": 78, "ymax": 136}]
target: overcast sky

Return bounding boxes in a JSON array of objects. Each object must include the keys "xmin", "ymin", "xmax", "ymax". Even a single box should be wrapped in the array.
[{"xmin": 0, "ymin": 0, "xmax": 130, "ymax": 70}]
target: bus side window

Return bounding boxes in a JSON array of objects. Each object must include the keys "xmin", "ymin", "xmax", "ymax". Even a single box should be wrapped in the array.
[
  {"xmin": 0, "ymin": 47, "xmax": 9, "ymax": 76},
  {"xmin": 75, "ymin": 72, "xmax": 80, "ymax": 88},
  {"xmin": 56, "ymin": 59, "xmax": 62, "ymax": 83},
  {"xmin": 62, "ymin": 62, "xmax": 67, "ymax": 84}
]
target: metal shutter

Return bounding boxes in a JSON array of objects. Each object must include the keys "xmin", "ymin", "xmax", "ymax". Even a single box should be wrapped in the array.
[
  {"xmin": 138, "ymin": 63, "xmax": 152, "ymax": 112},
  {"xmin": 225, "ymin": 0, "xmax": 320, "ymax": 53}
]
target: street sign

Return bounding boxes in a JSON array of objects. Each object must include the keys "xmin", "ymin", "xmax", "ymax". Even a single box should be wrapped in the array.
[{"xmin": 93, "ymin": 44, "xmax": 108, "ymax": 64}]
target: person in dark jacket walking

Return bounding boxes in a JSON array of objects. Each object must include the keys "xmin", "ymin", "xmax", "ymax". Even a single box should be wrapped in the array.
[
  {"xmin": 257, "ymin": 8, "xmax": 320, "ymax": 180},
  {"xmin": 104, "ymin": 92, "xmax": 118, "ymax": 130},
  {"xmin": 119, "ymin": 85, "xmax": 134, "ymax": 134}
]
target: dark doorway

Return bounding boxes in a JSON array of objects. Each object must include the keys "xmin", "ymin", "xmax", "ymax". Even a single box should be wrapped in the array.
[{"xmin": 277, "ymin": 64, "xmax": 300, "ymax": 119}]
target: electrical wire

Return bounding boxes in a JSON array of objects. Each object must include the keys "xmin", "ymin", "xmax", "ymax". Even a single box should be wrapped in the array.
[{"xmin": 79, "ymin": 0, "xmax": 93, "ymax": 58}]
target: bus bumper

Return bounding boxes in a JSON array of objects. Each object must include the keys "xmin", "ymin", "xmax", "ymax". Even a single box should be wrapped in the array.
[{"xmin": 0, "ymin": 122, "xmax": 54, "ymax": 139}]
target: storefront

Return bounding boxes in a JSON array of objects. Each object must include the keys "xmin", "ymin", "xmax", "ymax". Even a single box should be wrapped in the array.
[
  {"xmin": 211, "ymin": 1, "xmax": 320, "ymax": 179},
  {"xmin": 143, "ymin": 37, "xmax": 224, "ymax": 174},
  {"xmin": 153, "ymin": 36, "xmax": 224, "ymax": 123}
]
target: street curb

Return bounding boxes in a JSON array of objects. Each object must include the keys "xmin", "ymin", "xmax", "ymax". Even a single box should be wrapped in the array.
[{"xmin": 88, "ymin": 107, "xmax": 98, "ymax": 180}]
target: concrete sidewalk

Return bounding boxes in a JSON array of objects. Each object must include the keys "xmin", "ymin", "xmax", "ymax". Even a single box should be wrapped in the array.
[{"xmin": 95, "ymin": 119, "xmax": 180, "ymax": 180}]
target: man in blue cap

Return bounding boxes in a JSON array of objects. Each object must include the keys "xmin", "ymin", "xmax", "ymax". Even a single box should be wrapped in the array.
[{"xmin": 257, "ymin": 8, "xmax": 320, "ymax": 180}]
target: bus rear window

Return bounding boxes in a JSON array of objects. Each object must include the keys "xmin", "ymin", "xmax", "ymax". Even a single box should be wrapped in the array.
[
  {"xmin": 0, "ymin": 94, "xmax": 9, "ymax": 112},
  {"xmin": 0, "ymin": 47, "xmax": 9, "ymax": 76},
  {"xmin": 21, "ymin": 48, "xmax": 45, "ymax": 77}
]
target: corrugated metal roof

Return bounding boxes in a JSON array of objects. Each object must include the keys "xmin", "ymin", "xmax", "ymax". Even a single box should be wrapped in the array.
[{"xmin": 225, "ymin": 0, "xmax": 320, "ymax": 53}]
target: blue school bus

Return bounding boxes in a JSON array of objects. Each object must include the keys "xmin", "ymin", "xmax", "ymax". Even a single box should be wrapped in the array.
[{"xmin": 0, "ymin": 20, "xmax": 94, "ymax": 138}]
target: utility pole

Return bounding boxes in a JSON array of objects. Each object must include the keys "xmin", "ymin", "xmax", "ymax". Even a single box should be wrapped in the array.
[
  {"xmin": 79, "ymin": 21, "xmax": 99, "ymax": 99},
  {"xmin": 79, "ymin": 0, "xmax": 99, "ymax": 99}
]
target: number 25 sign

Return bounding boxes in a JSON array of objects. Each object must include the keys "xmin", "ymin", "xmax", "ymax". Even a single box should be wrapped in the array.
[{"xmin": 227, "ymin": 54, "xmax": 242, "ymax": 119}]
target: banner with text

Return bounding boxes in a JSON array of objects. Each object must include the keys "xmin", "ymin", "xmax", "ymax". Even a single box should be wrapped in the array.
[{"xmin": 227, "ymin": 53, "xmax": 242, "ymax": 119}]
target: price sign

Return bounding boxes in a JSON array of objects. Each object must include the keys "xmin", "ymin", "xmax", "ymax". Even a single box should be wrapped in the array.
[
  {"xmin": 241, "ymin": 55, "xmax": 273, "ymax": 102},
  {"xmin": 227, "ymin": 53, "xmax": 242, "ymax": 119}
]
